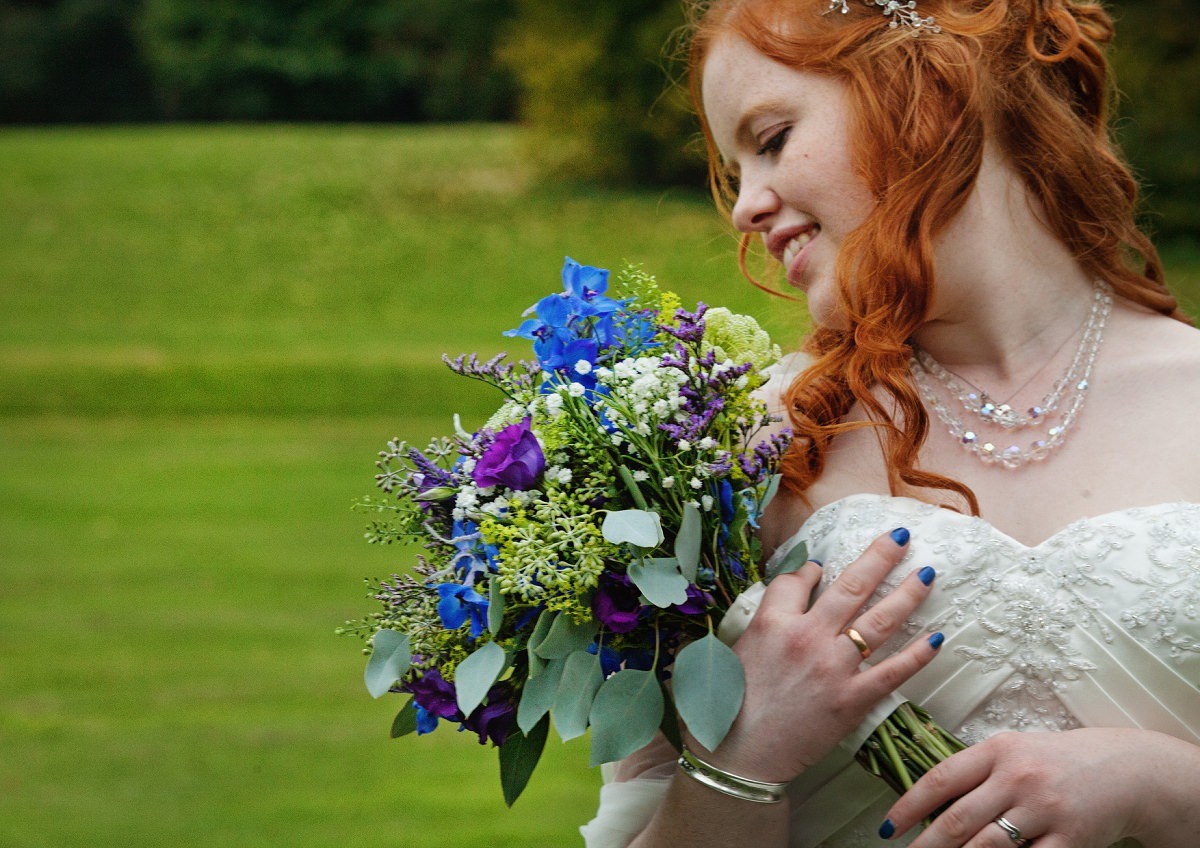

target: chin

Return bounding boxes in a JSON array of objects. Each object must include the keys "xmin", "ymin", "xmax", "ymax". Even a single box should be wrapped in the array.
[{"xmin": 802, "ymin": 282, "xmax": 847, "ymax": 331}]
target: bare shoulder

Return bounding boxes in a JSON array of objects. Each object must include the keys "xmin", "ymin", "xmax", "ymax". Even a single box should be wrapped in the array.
[{"xmin": 1109, "ymin": 305, "xmax": 1200, "ymax": 394}]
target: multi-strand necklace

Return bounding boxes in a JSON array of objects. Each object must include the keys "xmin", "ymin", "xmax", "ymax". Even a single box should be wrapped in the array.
[{"xmin": 909, "ymin": 282, "xmax": 1113, "ymax": 469}]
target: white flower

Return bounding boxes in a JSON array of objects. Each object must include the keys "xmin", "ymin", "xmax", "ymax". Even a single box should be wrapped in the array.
[
  {"xmin": 632, "ymin": 469, "xmax": 649, "ymax": 482},
  {"xmin": 690, "ymin": 477, "xmax": 703, "ymax": 490},
  {"xmin": 698, "ymin": 437, "xmax": 717, "ymax": 451},
  {"xmin": 569, "ymin": 382, "xmax": 586, "ymax": 397},
  {"xmin": 574, "ymin": 359, "xmax": 593, "ymax": 375},
  {"xmin": 701, "ymin": 494, "xmax": 714, "ymax": 511},
  {"xmin": 544, "ymin": 393, "xmax": 563, "ymax": 411},
  {"xmin": 456, "ymin": 487, "xmax": 480, "ymax": 509},
  {"xmin": 556, "ymin": 468, "xmax": 573, "ymax": 484},
  {"xmin": 461, "ymin": 458, "xmax": 477, "ymax": 474},
  {"xmin": 662, "ymin": 476, "xmax": 676, "ymax": 489},
  {"xmin": 678, "ymin": 439, "xmax": 692, "ymax": 451}
]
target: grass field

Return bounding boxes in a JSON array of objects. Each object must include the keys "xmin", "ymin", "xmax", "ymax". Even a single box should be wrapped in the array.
[
  {"xmin": 2, "ymin": 124, "xmax": 1196, "ymax": 848},
  {"xmin": 0, "ymin": 123, "xmax": 809, "ymax": 848}
]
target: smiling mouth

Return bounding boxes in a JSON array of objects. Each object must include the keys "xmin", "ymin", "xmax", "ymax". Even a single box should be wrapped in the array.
[{"xmin": 782, "ymin": 226, "xmax": 820, "ymax": 268}]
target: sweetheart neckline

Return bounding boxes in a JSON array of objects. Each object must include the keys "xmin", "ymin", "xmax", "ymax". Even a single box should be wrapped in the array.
[{"xmin": 798, "ymin": 493, "xmax": 1200, "ymax": 550}]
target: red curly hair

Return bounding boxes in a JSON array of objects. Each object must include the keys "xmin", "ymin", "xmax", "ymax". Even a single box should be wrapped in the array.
[{"xmin": 686, "ymin": 0, "xmax": 1190, "ymax": 512}]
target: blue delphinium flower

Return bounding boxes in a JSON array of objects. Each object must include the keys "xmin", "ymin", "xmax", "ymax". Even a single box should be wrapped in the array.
[
  {"xmin": 436, "ymin": 583, "xmax": 490, "ymax": 639},
  {"xmin": 505, "ymin": 257, "xmax": 623, "ymax": 373},
  {"xmin": 449, "ymin": 519, "xmax": 498, "ymax": 587}
]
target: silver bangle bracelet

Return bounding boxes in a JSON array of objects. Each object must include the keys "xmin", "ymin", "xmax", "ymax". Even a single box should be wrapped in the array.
[{"xmin": 677, "ymin": 745, "xmax": 789, "ymax": 804}]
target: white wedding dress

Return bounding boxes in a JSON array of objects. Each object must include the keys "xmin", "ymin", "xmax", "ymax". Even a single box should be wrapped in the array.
[{"xmin": 581, "ymin": 493, "xmax": 1200, "ymax": 847}]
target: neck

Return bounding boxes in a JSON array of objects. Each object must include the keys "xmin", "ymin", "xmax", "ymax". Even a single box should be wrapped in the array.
[{"xmin": 910, "ymin": 147, "xmax": 1098, "ymax": 387}]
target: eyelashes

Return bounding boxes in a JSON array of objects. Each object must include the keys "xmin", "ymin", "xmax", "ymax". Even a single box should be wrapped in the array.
[{"xmin": 756, "ymin": 126, "xmax": 791, "ymax": 157}]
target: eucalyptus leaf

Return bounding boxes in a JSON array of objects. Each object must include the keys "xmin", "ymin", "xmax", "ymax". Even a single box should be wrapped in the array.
[
  {"xmin": 488, "ymin": 580, "xmax": 505, "ymax": 636},
  {"xmin": 455, "ymin": 640, "xmax": 507, "ymax": 716},
  {"xmin": 672, "ymin": 633, "xmax": 746, "ymax": 751},
  {"xmin": 517, "ymin": 657, "xmax": 565, "ymax": 733},
  {"xmin": 602, "ymin": 509, "xmax": 664, "ymax": 548},
  {"xmin": 674, "ymin": 503, "xmax": 702, "ymax": 582},
  {"xmin": 389, "ymin": 697, "xmax": 418, "ymax": 739},
  {"xmin": 364, "ymin": 629, "xmax": 411, "ymax": 699},
  {"xmin": 617, "ymin": 465, "xmax": 649, "ymax": 511},
  {"xmin": 535, "ymin": 614, "xmax": 599, "ymax": 659},
  {"xmin": 527, "ymin": 608, "xmax": 556, "ymax": 675},
  {"xmin": 765, "ymin": 539, "xmax": 810, "ymax": 584},
  {"xmin": 628, "ymin": 556, "xmax": 689, "ymax": 608},
  {"xmin": 761, "ymin": 473, "xmax": 782, "ymax": 512},
  {"xmin": 552, "ymin": 649, "xmax": 603, "ymax": 741},
  {"xmin": 500, "ymin": 713, "xmax": 550, "ymax": 807},
  {"xmin": 588, "ymin": 669, "xmax": 664, "ymax": 766}
]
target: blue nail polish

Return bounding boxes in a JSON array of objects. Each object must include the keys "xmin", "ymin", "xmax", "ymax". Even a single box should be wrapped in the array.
[
  {"xmin": 918, "ymin": 566, "xmax": 936, "ymax": 586},
  {"xmin": 928, "ymin": 632, "xmax": 945, "ymax": 650},
  {"xmin": 879, "ymin": 819, "xmax": 895, "ymax": 839},
  {"xmin": 889, "ymin": 527, "xmax": 910, "ymax": 546},
  {"xmin": 810, "ymin": 559, "xmax": 824, "ymax": 568}
]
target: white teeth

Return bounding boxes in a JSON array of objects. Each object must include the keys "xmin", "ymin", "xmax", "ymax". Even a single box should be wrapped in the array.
[{"xmin": 782, "ymin": 227, "xmax": 819, "ymax": 267}]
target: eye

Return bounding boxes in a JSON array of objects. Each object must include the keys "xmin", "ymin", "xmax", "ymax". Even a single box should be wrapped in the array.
[{"xmin": 756, "ymin": 126, "xmax": 791, "ymax": 157}]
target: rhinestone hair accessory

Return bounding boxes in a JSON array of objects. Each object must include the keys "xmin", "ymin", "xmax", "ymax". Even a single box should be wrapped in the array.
[{"xmin": 826, "ymin": 0, "xmax": 940, "ymax": 34}]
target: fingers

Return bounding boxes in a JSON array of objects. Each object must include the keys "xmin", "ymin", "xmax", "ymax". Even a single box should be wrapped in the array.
[
  {"xmin": 845, "ymin": 562, "xmax": 937, "ymax": 654},
  {"xmin": 850, "ymin": 625, "xmax": 944, "ymax": 705},
  {"xmin": 754, "ymin": 558, "xmax": 824, "ymax": 617},
  {"xmin": 882, "ymin": 745, "xmax": 999, "ymax": 842},
  {"xmin": 810, "ymin": 527, "xmax": 912, "ymax": 629}
]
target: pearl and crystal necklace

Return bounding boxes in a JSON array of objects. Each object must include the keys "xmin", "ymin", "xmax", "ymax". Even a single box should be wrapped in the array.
[{"xmin": 909, "ymin": 281, "xmax": 1113, "ymax": 469}]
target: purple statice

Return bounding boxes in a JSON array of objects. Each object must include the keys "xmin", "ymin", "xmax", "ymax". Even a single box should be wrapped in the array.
[
  {"xmin": 662, "ymin": 303, "xmax": 709, "ymax": 344},
  {"xmin": 739, "ymin": 431, "xmax": 791, "ymax": 481},
  {"xmin": 443, "ymin": 352, "xmax": 542, "ymax": 396}
]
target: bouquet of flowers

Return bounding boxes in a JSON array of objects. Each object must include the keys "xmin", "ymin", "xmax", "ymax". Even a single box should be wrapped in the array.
[
  {"xmin": 340, "ymin": 257, "xmax": 792, "ymax": 804},
  {"xmin": 341, "ymin": 256, "xmax": 963, "ymax": 807}
]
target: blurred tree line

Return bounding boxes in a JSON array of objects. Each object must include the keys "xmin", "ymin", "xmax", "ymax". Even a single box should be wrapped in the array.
[{"xmin": 1, "ymin": 0, "xmax": 1194, "ymax": 235}]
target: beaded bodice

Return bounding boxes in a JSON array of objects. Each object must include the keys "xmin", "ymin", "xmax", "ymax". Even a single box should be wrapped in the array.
[{"xmin": 775, "ymin": 494, "xmax": 1200, "ymax": 847}]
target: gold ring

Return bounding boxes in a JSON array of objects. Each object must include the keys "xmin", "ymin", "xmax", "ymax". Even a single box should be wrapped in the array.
[{"xmin": 843, "ymin": 627, "xmax": 871, "ymax": 659}]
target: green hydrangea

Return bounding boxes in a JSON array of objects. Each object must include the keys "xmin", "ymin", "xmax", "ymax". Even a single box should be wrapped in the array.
[{"xmin": 702, "ymin": 307, "xmax": 782, "ymax": 374}]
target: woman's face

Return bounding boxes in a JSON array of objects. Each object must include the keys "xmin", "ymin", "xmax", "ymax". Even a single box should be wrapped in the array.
[{"xmin": 702, "ymin": 35, "xmax": 875, "ymax": 326}]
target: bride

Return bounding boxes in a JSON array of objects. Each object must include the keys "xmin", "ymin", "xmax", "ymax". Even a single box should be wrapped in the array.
[{"xmin": 581, "ymin": 0, "xmax": 1200, "ymax": 845}]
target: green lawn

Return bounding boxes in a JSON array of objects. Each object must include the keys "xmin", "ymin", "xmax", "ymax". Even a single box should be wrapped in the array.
[
  {"xmin": 1, "ymin": 124, "xmax": 1195, "ymax": 848},
  {"xmin": 0, "ymin": 124, "xmax": 805, "ymax": 848}
]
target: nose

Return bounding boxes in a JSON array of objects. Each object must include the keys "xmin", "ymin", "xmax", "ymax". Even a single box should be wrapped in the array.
[{"xmin": 731, "ymin": 174, "xmax": 779, "ymax": 233}]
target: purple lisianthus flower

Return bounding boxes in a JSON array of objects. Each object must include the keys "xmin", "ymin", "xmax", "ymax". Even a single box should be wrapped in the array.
[
  {"xmin": 461, "ymin": 684, "xmax": 516, "ymax": 746},
  {"xmin": 407, "ymin": 669, "xmax": 461, "ymax": 734},
  {"xmin": 473, "ymin": 417, "xmax": 544, "ymax": 491},
  {"xmin": 593, "ymin": 571, "xmax": 643, "ymax": 634},
  {"xmin": 671, "ymin": 583, "xmax": 713, "ymax": 616},
  {"xmin": 436, "ymin": 583, "xmax": 490, "ymax": 639}
]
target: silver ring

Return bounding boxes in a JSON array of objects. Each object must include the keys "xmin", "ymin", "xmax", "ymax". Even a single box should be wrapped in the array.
[{"xmin": 993, "ymin": 815, "xmax": 1031, "ymax": 846}]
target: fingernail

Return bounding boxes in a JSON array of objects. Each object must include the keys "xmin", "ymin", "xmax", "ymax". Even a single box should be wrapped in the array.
[
  {"xmin": 889, "ymin": 527, "xmax": 909, "ymax": 546},
  {"xmin": 928, "ymin": 631, "xmax": 945, "ymax": 650},
  {"xmin": 878, "ymin": 818, "xmax": 895, "ymax": 839},
  {"xmin": 810, "ymin": 559, "xmax": 824, "ymax": 568},
  {"xmin": 918, "ymin": 566, "xmax": 936, "ymax": 586}
]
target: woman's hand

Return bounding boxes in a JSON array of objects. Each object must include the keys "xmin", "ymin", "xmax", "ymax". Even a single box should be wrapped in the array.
[
  {"xmin": 693, "ymin": 527, "xmax": 944, "ymax": 783},
  {"xmin": 882, "ymin": 727, "xmax": 1200, "ymax": 848}
]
